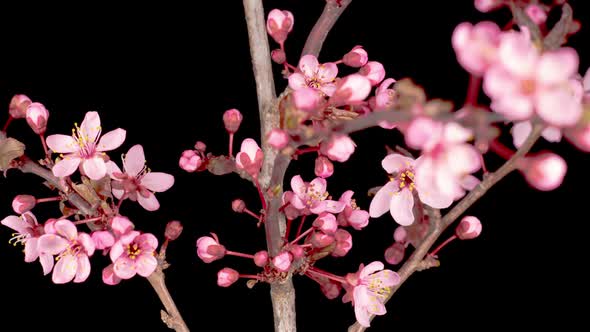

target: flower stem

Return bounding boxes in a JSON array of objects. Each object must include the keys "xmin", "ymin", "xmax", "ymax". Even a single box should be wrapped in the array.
[
  {"xmin": 295, "ymin": 215, "xmax": 307, "ymax": 239},
  {"xmin": 290, "ymin": 226, "xmax": 313, "ymax": 245},
  {"xmin": 284, "ymin": 218, "xmax": 293, "ymax": 242},
  {"xmin": 36, "ymin": 196, "xmax": 62, "ymax": 203},
  {"xmin": 294, "ymin": 146, "xmax": 319, "ymax": 156},
  {"xmin": 226, "ymin": 250, "xmax": 255, "ymax": 259},
  {"xmin": 39, "ymin": 134, "xmax": 49, "ymax": 157},
  {"xmin": 239, "ymin": 274, "xmax": 262, "ymax": 280},
  {"xmin": 244, "ymin": 208, "xmax": 261, "ymax": 220},
  {"xmin": 490, "ymin": 139, "xmax": 516, "ymax": 160},
  {"xmin": 464, "ymin": 74, "xmax": 482, "ymax": 107},
  {"xmin": 2, "ymin": 116, "xmax": 13, "ymax": 132},
  {"xmin": 229, "ymin": 133, "xmax": 234, "ymax": 158},
  {"xmin": 73, "ymin": 216, "xmax": 102, "ymax": 225},
  {"xmin": 307, "ymin": 267, "xmax": 347, "ymax": 284},
  {"xmin": 428, "ymin": 235, "xmax": 457, "ymax": 257},
  {"xmin": 255, "ymin": 178, "xmax": 267, "ymax": 210}
]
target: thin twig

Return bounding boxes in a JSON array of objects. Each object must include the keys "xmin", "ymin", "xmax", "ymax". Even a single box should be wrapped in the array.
[
  {"xmin": 302, "ymin": 0, "xmax": 353, "ymax": 58},
  {"xmin": 147, "ymin": 263, "xmax": 190, "ymax": 332}
]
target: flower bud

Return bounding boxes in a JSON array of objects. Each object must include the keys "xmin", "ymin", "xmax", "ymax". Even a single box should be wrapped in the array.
[
  {"xmin": 393, "ymin": 226, "xmax": 407, "ymax": 243},
  {"xmin": 271, "ymin": 49, "xmax": 286, "ymax": 64},
  {"xmin": 12, "ymin": 194, "xmax": 36, "ymax": 214},
  {"xmin": 266, "ymin": 9, "xmax": 294, "ymax": 44},
  {"xmin": 267, "ymin": 128, "xmax": 289, "ymax": 149},
  {"xmin": 179, "ymin": 150, "xmax": 202, "ymax": 172},
  {"xmin": 254, "ymin": 250, "xmax": 269, "ymax": 267},
  {"xmin": 25, "ymin": 102, "xmax": 49, "ymax": 134},
  {"xmin": 232, "ymin": 199, "xmax": 246, "ymax": 213},
  {"xmin": 320, "ymin": 281, "xmax": 341, "ymax": 300},
  {"xmin": 314, "ymin": 156, "xmax": 334, "ymax": 178},
  {"xmin": 194, "ymin": 141, "xmax": 207, "ymax": 151},
  {"xmin": 359, "ymin": 61, "xmax": 385, "ymax": 86},
  {"xmin": 332, "ymin": 229, "xmax": 352, "ymax": 257},
  {"xmin": 196, "ymin": 235, "xmax": 226, "ymax": 263},
  {"xmin": 223, "ymin": 108, "xmax": 243, "ymax": 134},
  {"xmin": 342, "ymin": 46, "xmax": 368, "ymax": 67},
  {"xmin": 384, "ymin": 242, "xmax": 405, "ymax": 265},
  {"xmin": 525, "ymin": 4, "xmax": 547, "ymax": 25},
  {"xmin": 217, "ymin": 268, "xmax": 239, "ymax": 287},
  {"xmin": 455, "ymin": 216, "xmax": 482, "ymax": 240},
  {"xmin": 165, "ymin": 220, "xmax": 183, "ymax": 241},
  {"xmin": 522, "ymin": 152, "xmax": 567, "ymax": 191},
  {"xmin": 272, "ymin": 251, "xmax": 292, "ymax": 272},
  {"xmin": 9, "ymin": 94, "xmax": 32, "ymax": 119},
  {"xmin": 320, "ymin": 134, "xmax": 356, "ymax": 162}
]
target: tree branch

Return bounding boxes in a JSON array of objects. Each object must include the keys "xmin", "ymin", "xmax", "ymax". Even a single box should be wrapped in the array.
[
  {"xmin": 302, "ymin": 0, "xmax": 353, "ymax": 58},
  {"xmin": 147, "ymin": 263, "xmax": 190, "ymax": 332},
  {"xmin": 348, "ymin": 125, "xmax": 544, "ymax": 331}
]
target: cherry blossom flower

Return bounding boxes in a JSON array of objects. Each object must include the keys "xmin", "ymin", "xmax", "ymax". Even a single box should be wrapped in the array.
[
  {"xmin": 359, "ymin": 61, "xmax": 385, "ymax": 86},
  {"xmin": 452, "ymin": 21, "xmax": 501, "ymax": 76},
  {"xmin": 109, "ymin": 231, "xmax": 158, "ymax": 279},
  {"xmin": 217, "ymin": 268, "xmax": 239, "ymax": 287},
  {"xmin": 336, "ymin": 190, "xmax": 369, "ymax": 230},
  {"xmin": 320, "ymin": 134, "xmax": 356, "ymax": 162},
  {"xmin": 266, "ymin": 9, "xmax": 294, "ymax": 44},
  {"xmin": 37, "ymin": 219, "xmax": 95, "ymax": 284},
  {"xmin": 235, "ymin": 138, "xmax": 264, "ymax": 178},
  {"xmin": 343, "ymin": 262, "xmax": 400, "ymax": 327},
  {"xmin": 314, "ymin": 155, "xmax": 334, "ymax": 178},
  {"xmin": 25, "ymin": 102, "xmax": 49, "ymax": 135},
  {"xmin": 46, "ymin": 111, "xmax": 126, "ymax": 180},
  {"xmin": 456, "ymin": 216, "xmax": 482, "ymax": 240},
  {"xmin": 107, "ymin": 144, "xmax": 174, "ymax": 211},
  {"xmin": 512, "ymin": 121, "xmax": 562, "ymax": 148},
  {"xmin": 342, "ymin": 45, "xmax": 368, "ymax": 68},
  {"xmin": 289, "ymin": 55, "xmax": 338, "ymax": 96},
  {"xmin": 196, "ymin": 234, "xmax": 226, "ymax": 263},
  {"xmin": 332, "ymin": 229, "xmax": 352, "ymax": 257},
  {"xmin": 329, "ymin": 74, "xmax": 372, "ymax": 106},
  {"xmin": 1, "ymin": 212, "xmax": 53, "ymax": 275},
  {"xmin": 288, "ymin": 175, "xmax": 345, "ymax": 215}
]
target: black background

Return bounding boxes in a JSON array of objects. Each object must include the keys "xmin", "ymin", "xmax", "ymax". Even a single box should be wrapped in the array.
[{"xmin": 1, "ymin": 0, "xmax": 589, "ymax": 331}]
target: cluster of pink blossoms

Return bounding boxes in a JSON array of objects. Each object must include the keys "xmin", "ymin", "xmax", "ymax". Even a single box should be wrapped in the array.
[{"xmin": 2, "ymin": 103, "xmax": 178, "ymax": 285}]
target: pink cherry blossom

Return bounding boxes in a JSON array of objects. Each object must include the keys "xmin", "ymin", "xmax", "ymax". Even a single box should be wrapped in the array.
[
  {"xmin": 329, "ymin": 74, "xmax": 372, "ymax": 106},
  {"xmin": 359, "ymin": 61, "xmax": 385, "ymax": 86},
  {"xmin": 235, "ymin": 138, "xmax": 264, "ymax": 178},
  {"xmin": 344, "ymin": 262, "xmax": 400, "ymax": 327},
  {"xmin": 310, "ymin": 231, "xmax": 334, "ymax": 248},
  {"xmin": 46, "ymin": 111, "xmax": 126, "ymax": 180},
  {"xmin": 107, "ymin": 144, "xmax": 174, "ymax": 211},
  {"xmin": 281, "ymin": 191, "xmax": 302, "ymax": 220},
  {"xmin": 196, "ymin": 234, "xmax": 226, "ymax": 263},
  {"xmin": 456, "ymin": 216, "xmax": 482, "ymax": 240},
  {"xmin": 521, "ymin": 152, "xmax": 567, "ymax": 191},
  {"xmin": 565, "ymin": 124, "xmax": 590, "ymax": 152},
  {"xmin": 336, "ymin": 190, "xmax": 369, "ymax": 230},
  {"xmin": 332, "ymin": 229, "xmax": 352, "ymax": 257},
  {"xmin": 289, "ymin": 55, "xmax": 338, "ymax": 96},
  {"xmin": 1, "ymin": 212, "xmax": 53, "ymax": 275},
  {"xmin": 512, "ymin": 121, "xmax": 562, "ymax": 148},
  {"xmin": 373, "ymin": 78, "xmax": 397, "ymax": 111},
  {"xmin": 12, "ymin": 194, "xmax": 36, "ymax": 214},
  {"xmin": 292, "ymin": 87, "xmax": 322, "ymax": 112},
  {"xmin": 217, "ymin": 268, "xmax": 239, "ymax": 287},
  {"xmin": 483, "ymin": 30, "xmax": 582, "ymax": 126},
  {"xmin": 37, "ymin": 219, "xmax": 95, "ymax": 283},
  {"xmin": 25, "ymin": 102, "xmax": 49, "ymax": 135},
  {"xmin": 314, "ymin": 155, "xmax": 334, "ymax": 178},
  {"xmin": 342, "ymin": 45, "xmax": 368, "ymax": 68},
  {"xmin": 102, "ymin": 264, "xmax": 121, "ymax": 285},
  {"xmin": 179, "ymin": 150, "xmax": 202, "ymax": 172},
  {"xmin": 406, "ymin": 118, "xmax": 481, "ymax": 204},
  {"xmin": 9, "ymin": 94, "xmax": 31, "ymax": 119},
  {"xmin": 320, "ymin": 134, "xmax": 356, "ymax": 162},
  {"xmin": 266, "ymin": 9, "xmax": 294, "ymax": 44},
  {"xmin": 452, "ymin": 21, "xmax": 501, "ymax": 76},
  {"xmin": 288, "ymin": 175, "xmax": 345, "ymax": 215},
  {"xmin": 267, "ymin": 129, "xmax": 290, "ymax": 149},
  {"xmin": 312, "ymin": 213, "xmax": 338, "ymax": 235},
  {"xmin": 272, "ymin": 251, "xmax": 292, "ymax": 272},
  {"xmin": 108, "ymin": 229, "xmax": 157, "ymax": 280},
  {"xmin": 91, "ymin": 231, "xmax": 115, "ymax": 250}
]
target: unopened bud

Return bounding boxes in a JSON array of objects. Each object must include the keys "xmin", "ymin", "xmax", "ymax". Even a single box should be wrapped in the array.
[
  {"xmin": 9, "ymin": 94, "xmax": 32, "ymax": 119},
  {"xmin": 179, "ymin": 150, "xmax": 202, "ymax": 172},
  {"xmin": 272, "ymin": 251, "xmax": 292, "ymax": 272},
  {"xmin": 314, "ymin": 156, "xmax": 334, "ymax": 178},
  {"xmin": 271, "ymin": 49, "xmax": 286, "ymax": 64},
  {"xmin": 12, "ymin": 195, "xmax": 36, "ymax": 214},
  {"xmin": 165, "ymin": 220, "xmax": 183, "ymax": 241},
  {"xmin": 194, "ymin": 141, "xmax": 207, "ymax": 151},
  {"xmin": 342, "ymin": 45, "xmax": 368, "ymax": 68},
  {"xmin": 254, "ymin": 250, "xmax": 269, "ymax": 267},
  {"xmin": 25, "ymin": 102, "xmax": 49, "ymax": 134},
  {"xmin": 393, "ymin": 226, "xmax": 407, "ymax": 243},
  {"xmin": 267, "ymin": 129, "xmax": 289, "ymax": 149},
  {"xmin": 232, "ymin": 199, "xmax": 246, "ymax": 213},
  {"xmin": 384, "ymin": 242, "xmax": 405, "ymax": 265},
  {"xmin": 266, "ymin": 9, "xmax": 294, "ymax": 44},
  {"xmin": 455, "ymin": 216, "xmax": 482, "ymax": 240},
  {"xmin": 217, "ymin": 268, "xmax": 239, "ymax": 287},
  {"xmin": 522, "ymin": 152, "xmax": 567, "ymax": 191},
  {"xmin": 223, "ymin": 108, "xmax": 243, "ymax": 134}
]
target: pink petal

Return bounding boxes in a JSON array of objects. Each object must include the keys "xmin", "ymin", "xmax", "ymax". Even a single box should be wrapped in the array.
[
  {"xmin": 405, "ymin": 117, "xmax": 440, "ymax": 150},
  {"xmin": 382, "ymin": 154, "xmax": 414, "ymax": 174},
  {"xmin": 298, "ymin": 54, "xmax": 319, "ymax": 78},
  {"xmin": 110, "ymin": 242, "xmax": 124, "ymax": 262},
  {"xmin": 292, "ymin": 87, "xmax": 322, "ymax": 111},
  {"xmin": 389, "ymin": 189, "xmax": 415, "ymax": 226},
  {"xmin": 135, "ymin": 254, "xmax": 158, "ymax": 277},
  {"xmin": 106, "ymin": 160, "xmax": 123, "ymax": 179},
  {"xmin": 415, "ymin": 159, "xmax": 453, "ymax": 209},
  {"xmin": 39, "ymin": 253, "xmax": 54, "ymax": 275},
  {"xmin": 111, "ymin": 216, "xmax": 134, "ymax": 236},
  {"xmin": 82, "ymin": 157, "xmax": 107, "ymax": 180},
  {"xmin": 123, "ymin": 144, "xmax": 145, "ymax": 176},
  {"xmin": 373, "ymin": 270, "xmax": 401, "ymax": 287},
  {"xmin": 348, "ymin": 210, "xmax": 370, "ymax": 230},
  {"xmin": 138, "ymin": 233, "xmax": 158, "ymax": 251},
  {"xmin": 330, "ymin": 74, "xmax": 372, "ymax": 106},
  {"xmin": 52, "ymin": 156, "xmax": 81, "ymax": 178},
  {"xmin": 46, "ymin": 134, "xmax": 78, "ymax": 154},
  {"xmin": 1, "ymin": 215, "xmax": 28, "ymax": 234},
  {"xmin": 461, "ymin": 175, "xmax": 481, "ymax": 191},
  {"xmin": 288, "ymin": 73, "xmax": 308, "ymax": 90},
  {"xmin": 112, "ymin": 188, "xmax": 125, "ymax": 200},
  {"xmin": 52, "ymin": 254, "xmax": 77, "ymax": 284},
  {"xmin": 369, "ymin": 182, "xmax": 398, "ymax": 218},
  {"xmin": 240, "ymin": 138, "xmax": 261, "ymax": 161},
  {"xmin": 114, "ymin": 257, "xmax": 137, "ymax": 279},
  {"xmin": 317, "ymin": 62, "xmax": 338, "ymax": 82},
  {"xmin": 102, "ymin": 264, "xmax": 121, "ymax": 285},
  {"xmin": 446, "ymin": 145, "xmax": 481, "ymax": 175},
  {"xmin": 96, "ymin": 128, "xmax": 126, "ymax": 152},
  {"xmin": 498, "ymin": 31, "xmax": 538, "ymax": 78},
  {"xmin": 443, "ymin": 123, "xmax": 473, "ymax": 144},
  {"xmin": 24, "ymin": 237, "xmax": 39, "ymax": 262},
  {"xmin": 74, "ymin": 255, "xmax": 91, "ymax": 283},
  {"xmin": 318, "ymin": 200, "xmax": 346, "ymax": 214},
  {"xmin": 536, "ymin": 48, "xmax": 578, "ymax": 85},
  {"xmin": 536, "ymin": 89, "xmax": 582, "ymax": 127},
  {"xmin": 78, "ymin": 233, "xmax": 95, "ymax": 256},
  {"xmin": 290, "ymin": 195, "xmax": 306, "ymax": 210},
  {"xmin": 137, "ymin": 191, "xmax": 160, "ymax": 211},
  {"xmin": 140, "ymin": 172, "xmax": 174, "ymax": 192},
  {"xmin": 309, "ymin": 177, "xmax": 327, "ymax": 195},
  {"xmin": 360, "ymin": 261, "xmax": 384, "ymax": 279},
  {"xmin": 353, "ymin": 286, "xmax": 372, "ymax": 327},
  {"xmin": 512, "ymin": 121, "xmax": 532, "ymax": 148},
  {"xmin": 339, "ymin": 190, "xmax": 354, "ymax": 205},
  {"xmin": 542, "ymin": 126, "xmax": 563, "ymax": 143},
  {"xmin": 290, "ymin": 175, "xmax": 306, "ymax": 196},
  {"xmin": 319, "ymin": 83, "xmax": 337, "ymax": 97},
  {"xmin": 80, "ymin": 111, "xmax": 102, "ymax": 143},
  {"xmin": 92, "ymin": 231, "xmax": 115, "ymax": 250},
  {"xmin": 54, "ymin": 219, "xmax": 77, "ymax": 240},
  {"xmin": 490, "ymin": 94, "xmax": 534, "ymax": 120}
]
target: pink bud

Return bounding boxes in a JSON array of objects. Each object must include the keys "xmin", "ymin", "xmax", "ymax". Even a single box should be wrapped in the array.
[
  {"xmin": 332, "ymin": 229, "xmax": 352, "ymax": 257},
  {"xmin": 92, "ymin": 231, "xmax": 115, "ymax": 250},
  {"xmin": 179, "ymin": 150, "xmax": 202, "ymax": 172},
  {"xmin": 25, "ymin": 102, "xmax": 49, "ymax": 134},
  {"xmin": 8, "ymin": 94, "xmax": 32, "ymax": 119},
  {"xmin": 217, "ymin": 268, "xmax": 239, "ymax": 287},
  {"xmin": 293, "ymin": 87, "xmax": 321, "ymax": 112},
  {"xmin": 289, "ymin": 244, "xmax": 305, "ymax": 259},
  {"xmin": 384, "ymin": 242, "xmax": 405, "ymax": 265},
  {"xmin": 330, "ymin": 74, "xmax": 372, "ymax": 106},
  {"xmin": 342, "ymin": 45, "xmax": 368, "ymax": 67},
  {"xmin": 455, "ymin": 216, "xmax": 482, "ymax": 240},
  {"xmin": 314, "ymin": 155, "xmax": 334, "ymax": 178},
  {"xmin": 474, "ymin": 0, "xmax": 503, "ymax": 12},
  {"xmin": 393, "ymin": 226, "xmax": 407, "ymax": 243},
  {"xmin": 254, "ymin": 250, "xmax": 268, "ymax": 267},
  {"xmin": 310, "ymin": 231, "xmax": 335, "ymax": 248},
  {"xmin": 272, "ymin": 251, "xmax": 292, "ymax": 272},
  {"xmin": 165, "ymin": 220, "xmax": 183, "ymax": 241},
  {"xmin": 102, "ymin": 264, "xmax": 121, "ymax": 286},
  {"xmin": 320, "ymin": 134, "xmax": 356, "ymax": 162},
  {"xmin": 271, "ymin": 49, "xmax": 286, "ymax": 64},
  {"xmin": 359, "ymin": 61, "xmax": 385, "ymax": 86},
  {"xmin": 194, "ymin": 141, "xmax": 207, "ymax": 151},
  {"xmin": 566, "ymin": 124, "xmax": 590, "ymax": 152},
  {"xmin": 320, "ymin": 281, "xmax": 341, "ymax": 300},
  {"xmin": 525, "ymin": 4, "xmax": 547, "ymax": 25},
  {"xmin": 266, "ymin": 9, "xmax": 294, "ymax": 44},
  {"xmin": 267, "ymin": 128, "xmax": 290, "ymax": 149},
  {"xmin": 196, "ymin": 235, "xmax": 226, "ymax": 263},
  {"xmin": 12, "ymin": 195, "xmax": 36, "ymax": 214},
  {"xmin": 111, "ymin": 215, "xmax": 133, "ymax": 236},
  {"xmin": 522, "ymin": 153, "xmax": 567, "ymax": 191},
  {"xmin": 223, "ymin": 108, "xmax": 243, "ymax": 134},
  {"xmin": 232, "ymin": 199, "xmax": 246, "ymax": 213},
  {"xmin": 44, "ymin": 218, "xmax": 58, "ymax": 234},
  {"xmin": 312, "ymin": 213, "xmax": 338, "ymax": 235}
]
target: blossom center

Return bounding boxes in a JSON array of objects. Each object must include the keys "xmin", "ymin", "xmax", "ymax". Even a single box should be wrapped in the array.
[
  {"xmin": 71, "ymin": 122, "xmax": 101, "ymax": 158},
  {"xmin": 391, "ymin": 169, "xmax": 415, "ymax": 191},
  {"xmin": 127, "ymin": 243, "xmax": 142, "ymax": 260},
  {"xmin": 521, "ymin": 79, "xmax": 536, "ymax": 95}
]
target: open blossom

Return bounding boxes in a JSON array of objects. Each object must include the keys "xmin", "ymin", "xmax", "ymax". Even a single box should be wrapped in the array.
[
  {"xmin": 288, "ymin": 175, "xmax": 345, "ymax": 215},
  {"xmin": 107, "ymin": 144, "xmax": 174, "ymax": 211},
  {"xmin": 320, "ymin": 134, "xmax": 356, "ymax": 162},
  {"xmin": 1, "ymin": 212, "xmax": 53, "ymax": 275},
  {"xmin": 235, "ymin": 138, "xmax": 264, "ymax": 178},
  {"xmin": 337, "ymin": 190, "xmax": 369, "ymax": 230},
  {"xmin": 370, "ymin": 154, "xmax": 452, "ymax": 226},
  {"xmin": 289, "ymin": 54, "xmax": 338, "ymax": 96},
  {"xmin": 406, "ymin": 118, "xmax": 481, "ymax": 204},
  {"xmin": 343, "ymin": 262, "xmax": 400, "ymax": 327},
  {"xmin": 452, "ymin": 21, "xmax": 501, "ymax": 76},
  {"xmin": 109, "ymin": 231, "xmax": 158, "ymax": 279},
  {"xmin": 37, "ymin": 219, "xmax": 95, "ymax": 284},
  {"xmin": 483, "ymin": 30, "xmax": 582, "ymax": 126},
  {"xmin": 46, "ymin": 111, "xmax": 126, "ymax": 180}
]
